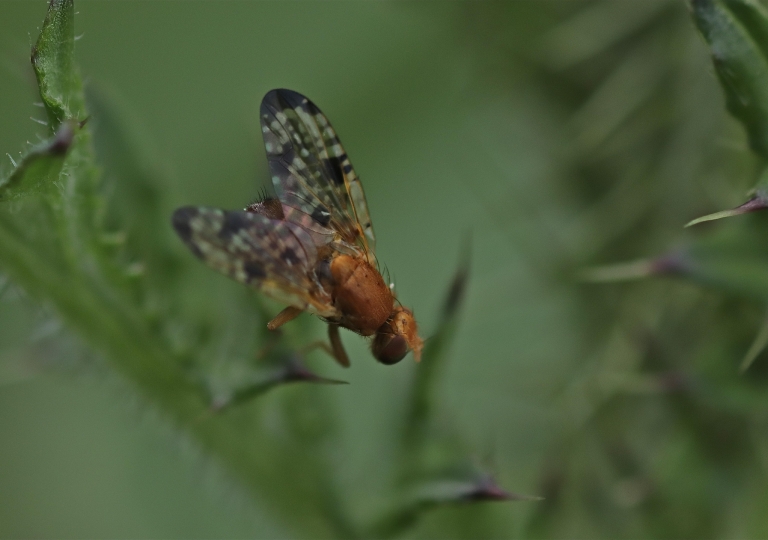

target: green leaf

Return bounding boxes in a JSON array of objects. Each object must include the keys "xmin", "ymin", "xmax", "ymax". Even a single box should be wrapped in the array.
[
  {"xmin": 397, "ymin": 240, "xmax": 473, "ymax": 492},
  {"xmin": 685, "ymin": 165, "xmax": 768, "ymax": 227},
  {"xmin": 680, "ymin": 217, "xmax": 768, "ymax": 298},
  {"xmin": 687, "ymin": 0, "xmax": 768, "ymax": 225},
  {"xmin": 402, "ymin": 240, "xmax": 471, "ymax": 453},
  {"xmin": 739, "ymin": 308, "xmax": 768, "ymax": 372},
  {"xmin": 0, "ymin": 120, "xmax": 76, "ymax": 201},
  {"xmin": 369, "ymin": 476, "xmax": 539, "ymax": 539},
  {"xmin": 691, "ymin": 0, "xmax": 768, "ymax": 160},
  {"xmin": 31, "ymin": 0, "xmax": 84, "ymax": 130},
  {"xmin": 210, "ymin": 355, "xmax": 348, "ymax": 413}
]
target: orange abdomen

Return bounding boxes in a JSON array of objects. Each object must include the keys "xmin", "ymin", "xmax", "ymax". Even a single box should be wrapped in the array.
[{"xmin": 330, "ymin": 255, "xmax": 393, "ymax": 336}]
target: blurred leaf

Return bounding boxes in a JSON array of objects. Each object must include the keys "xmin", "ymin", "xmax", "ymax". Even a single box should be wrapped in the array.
[
  {"xmin": 586, "ymin": 211, "xmax": 768, "ymax": 378},
  {"xmin": 541, "ymin": 0, "xmax": 671, "ymax": 69},
  {"xmin": 581, "ymin": 258, "xmax": 664, "ymax": 282},
  {"xmin": 569, "ymin": 40, "xmax": 666, "ymax": 156},
  {"xmin": 402, "ymin": 240, "xmax": 470, "ymax": 451},
  {"xmin": 590, "ymin": 216, "xmax": 768, "ymax": 299},
  {"xmin": 87, "ymin": 87, "xmax": 171, "ymax": 253},
  {"xmin": 739, "ymin": 307, "xmax": 768, "ymax": 372},
  {"xmin": 412, "ymin": 477, "xmax": 540, "ymax": 503},
  {"xmin": 85, "ymin": 86, "xmax": 187, "ymax": 302},
  {"xmin": 369, "ymin": 475, "xmax": 536, "ymax": 539},
  {"xmin": 681, "ymin": 218, "xmax": 768, "ymax": 298},
  {"xmin": 210, "ymin": 355, "xmax": 348, "ymax": 413}
]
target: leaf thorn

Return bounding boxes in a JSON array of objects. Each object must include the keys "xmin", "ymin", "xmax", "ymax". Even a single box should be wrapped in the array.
[{"xmin": 685, "ymin": 196, "xmax": 768, "ymax": 227}]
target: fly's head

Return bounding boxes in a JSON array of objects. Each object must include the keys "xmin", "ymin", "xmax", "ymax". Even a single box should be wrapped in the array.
[{"xmin": 371, "ymin": 306, "xmax": 424, "ymax": 365}]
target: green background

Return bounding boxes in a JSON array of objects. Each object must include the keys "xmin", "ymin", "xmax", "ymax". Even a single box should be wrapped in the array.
[{"xmin": 2, "ymin": 0, "xmax": 767, "ymax": 538}]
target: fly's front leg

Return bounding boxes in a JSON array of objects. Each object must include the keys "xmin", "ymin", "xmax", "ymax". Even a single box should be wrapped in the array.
[{"xmin": 267, "ymin": 306, "xmax": 303, "ymax": 330}]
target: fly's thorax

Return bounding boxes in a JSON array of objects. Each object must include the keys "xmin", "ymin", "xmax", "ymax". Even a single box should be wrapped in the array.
[
  {"xmin": 371, "ymin": 306, "xmax": 424, "ymax": 365},
  {"xmin": 329, "ymin": 254, "xmax": 393, "ymax": 336}
]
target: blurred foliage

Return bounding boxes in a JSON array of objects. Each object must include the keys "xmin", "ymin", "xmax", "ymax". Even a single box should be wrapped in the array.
[{"xmin": 3, "ymin": 0, "xmax": 768, "ymax": 538}]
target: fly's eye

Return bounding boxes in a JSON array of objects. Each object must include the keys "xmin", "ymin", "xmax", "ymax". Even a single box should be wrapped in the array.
[{"xmin": 372, "ymin": 334, "xmax": 408, "ymax": 365}]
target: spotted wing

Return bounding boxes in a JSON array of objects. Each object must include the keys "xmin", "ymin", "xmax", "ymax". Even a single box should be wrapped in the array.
[
  {"xmin": 172, "ymin": 206, "xmax": 336, "ymax": 317},
  {"xmin": 260, "ymin": 89, "xmax": 376, "ymax": 258}
]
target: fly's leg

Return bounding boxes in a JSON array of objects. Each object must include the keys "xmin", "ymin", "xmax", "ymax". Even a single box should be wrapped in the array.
[
  {"xmin": 328, "ymin": 324, "xmax": 351, "ymax": 367},
  {"xmin": 267, "ymin": 306, "xmax": 303, "ymax": 330},
  {"xmin": 268, "ymin": 305, "xmax": 350, "ymax": 367},
  {"xmin": 300, "ymin": 324, "xmax": 351, "ymax": 368}
]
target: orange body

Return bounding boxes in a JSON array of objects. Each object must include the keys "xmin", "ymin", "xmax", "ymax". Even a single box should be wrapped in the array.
[
  {"xmin": 329, "ymin": 254, "xmax": 394, "ymax": 335},
  {"xmin": 327, "ymin": 254, "xmax": 423, "ymax": 363},
  {"xmin": 237, "ymin": 195, "xmax": 424, "ymax": 365}
]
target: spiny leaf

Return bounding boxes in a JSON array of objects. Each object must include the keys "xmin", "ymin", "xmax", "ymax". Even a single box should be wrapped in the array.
[
  {"xmin": 687, "ymin": 0, "xmax": 768, "ymax": 224},
  {"xmin": 0, "ymin": 120, "xmax": 77, "ymax": 201},
  {"xmin": 210, "ymin": 355, "xmax": 348, "ymax": 413},
  {"xmin": 412, "ymin": 477, "xmax": 541, "ymax": 503},
  {"xmin": 369, "ymin": 475, "xmax": 539, "ymax": 539},
  {"xmin": 685, "ymin": 197, "xmax": 767, "ymax": 227},
  {"xmin": 690, "ymin": 0, "xmax": 768, "ymax": 160},
  {"xmin": 687, "ymin": 166, "xmax": 768, "ymax": 226},
  {"xmin": 31, "ymin": 0, "xmax": 84, "ymax": 130}
]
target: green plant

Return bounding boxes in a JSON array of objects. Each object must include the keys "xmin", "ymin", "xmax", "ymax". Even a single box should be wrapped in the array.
[
  {"xmin": 7, "ymin": 0, "xmax": 768, "ymax": 537},
  {"xmin": 585, "ymin": 0, "xmax": 768, "ymax": 371},
  {"xmin": 0, "ymin": 1, "xmax": 530, "ymax": 537},
  {"xmin": 452, "ymin": 1, "xmax": 768, "ymax": 537}
]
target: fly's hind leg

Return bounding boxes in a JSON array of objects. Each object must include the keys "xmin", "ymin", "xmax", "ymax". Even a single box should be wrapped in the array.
[
  {"xmin": 327, "ymin": 324, "xmax": 351, "ymax": 367},
  {"xmin": 267, "ymin": 306, "xmax": 303, "ymax": 331},
  {"xmin": 299, "ymin": 324, "xmax": 351, "ymax": 368}
]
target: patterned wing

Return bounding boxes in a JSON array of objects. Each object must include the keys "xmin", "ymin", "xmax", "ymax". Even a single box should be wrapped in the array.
[
  {"xmin": 172, "ymin": 206, "xmax": 337, "ymax": 317},
  {"xmin": 260, "ymin": 89, "xmax": 376, "ymax": 258}
]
